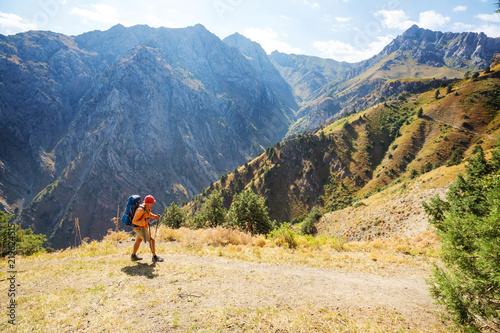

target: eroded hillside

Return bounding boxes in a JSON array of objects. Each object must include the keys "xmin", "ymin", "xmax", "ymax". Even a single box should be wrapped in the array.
[{"xmin": 191, "ymin": 68, "xmax": 500, "ymax": 235}]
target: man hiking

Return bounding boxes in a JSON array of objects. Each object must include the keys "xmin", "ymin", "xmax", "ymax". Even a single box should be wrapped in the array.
[{"xmin": 131, "ymin": 195, "xmax": 164, "ymax": 262}]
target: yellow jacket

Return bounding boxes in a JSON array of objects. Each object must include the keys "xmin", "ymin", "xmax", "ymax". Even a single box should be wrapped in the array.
[{"xmin": 132, "ymin": 205, "xmax": 159, "ymax": 229}]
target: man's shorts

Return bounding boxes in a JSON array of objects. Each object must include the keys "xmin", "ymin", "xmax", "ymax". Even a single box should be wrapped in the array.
[{"xmin": 134, "ymin": 227, "xmax": 151, "ymax": 242}]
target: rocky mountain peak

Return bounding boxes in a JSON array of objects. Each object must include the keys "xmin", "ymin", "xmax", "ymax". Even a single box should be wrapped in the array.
[{"xmin": 376, "ymin": 25, "xmax": 500, "ymax": 70}]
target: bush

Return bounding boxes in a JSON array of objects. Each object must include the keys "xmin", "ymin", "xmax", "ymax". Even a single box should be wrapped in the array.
[
  {"xmin": 228, "ymin": 189, "xmax": 272, "ymax": 235},
  {"xmin": 200, "ymin": 190, "xmax": 227, "ymax": 228},
  {"xmin": 268, "ymin": 223, "xmax": 298, "ymax": 248},
  {"xmin": 162, "ymin": 202, "xmax": 186, "ymax": 229},
  {"xmin": 423, "ymin": 144, "xmax": 500, "ymax": 332},
  {"xmin": 409, "ymin": 168, "xmax": 419, "ymax": 179},
  {"xmin": 417, "ymin": 107, "xmax": 423, "ymax": 118},
  {"xmin": 446, "ymin": 84, "xmax": 453, "ymax": 94},
  {"xmin": 446, "ymin": 146, "xmax": 464, "ymax": 166},
  {"xmin": 301, "ymin": 207, "xmax": 322, "ymax": 235},
  {"xmin": 0, "ymin": 211, "xmax": 47, "ymax": 256}
]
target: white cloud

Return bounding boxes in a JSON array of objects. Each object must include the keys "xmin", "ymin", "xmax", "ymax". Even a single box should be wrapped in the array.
[
  {"xmin": 243, "ymin": 27, "xmax": 302, "ymax": 54},
  {"xmin": 452, "ymin": 22, "xmax": 474, "ymax": 31},
  {"xmin": 376, "ymin": 9, "xmax": 451, "ymax": 31},
  {"xmin": 476, "ymin": 13, "xmax": 500, "ymax": 23},
  {"xmin": 330, "ymin": 16, "xmax": 352, "ymax": 32},
  {"xmin": 453, "ymin": 6, "xmax": 467, "ymax": 12},
  {"xmin": 335, "ymin": 16, "xmax": 351, "ymax": 23},
  {"xmin": 71, "ymin": 4, "xmax": 119, "ymax": 24},
  {"xmin": 313, "ymin": 35, "xmax": 393, "ymax": 62},
  {"xmin": 0, "ymin": 11, "xmax": 37, "ymax": 34},
  {"xmin": 143, "ymin": 14, "xmax": 166, "ymax": 28},
  {"xmin": 375, "ymin": 10, "xmax": 415, "ymax": 30},
  {"xmin": 418, "ymin": 10, "xmax": 450, "ymax": 30},
  {"xmin": 474, "ymin": 24, "xmax": 500, "ymax": 37}
]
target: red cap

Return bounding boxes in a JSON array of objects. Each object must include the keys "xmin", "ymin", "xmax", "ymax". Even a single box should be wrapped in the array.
[{"xmin": 144, "ymin": 195, "xmax": 155, "ymax": 204}]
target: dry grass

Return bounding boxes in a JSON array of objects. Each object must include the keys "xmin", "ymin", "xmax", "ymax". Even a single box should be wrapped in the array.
[
  {"xmin": 193, "ymin": 304, "xmax": 447, "ymax": 332},
  {"xmin": 0, "ymin": 225, "xmax": 447, "ymax": 332},
  {"xmin": 14, "ymin": 223, "xmax": 440, "ymax": 278}
]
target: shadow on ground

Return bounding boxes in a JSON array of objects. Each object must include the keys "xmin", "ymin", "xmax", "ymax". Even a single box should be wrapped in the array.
[{"xmin": 121, "ymin": 262, "xmax": 158, "ymax": 279}]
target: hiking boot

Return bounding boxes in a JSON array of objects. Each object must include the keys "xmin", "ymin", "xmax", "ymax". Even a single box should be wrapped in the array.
[
  {"xmin": 152, "ymin": 255, "xmax": 164, "ymax": 262},
  {"xmin": 131, "ymin": 254, "xmax": 142, "ymax": 261}
]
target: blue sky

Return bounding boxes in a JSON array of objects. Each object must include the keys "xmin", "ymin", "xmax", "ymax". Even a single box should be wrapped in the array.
[{"xmin": 1, "ymin": 0, "xmax": 499, "ymax": 62}]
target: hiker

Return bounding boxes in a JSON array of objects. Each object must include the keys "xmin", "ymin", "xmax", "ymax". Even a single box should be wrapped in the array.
[{"xmin": 131, "ymin": 195, "xmax": 164, "ymax": 262}]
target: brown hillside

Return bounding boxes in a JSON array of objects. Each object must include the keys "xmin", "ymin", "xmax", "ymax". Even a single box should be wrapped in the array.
[{"xmin": 189, "ymin": 73, "xmax": 500, "ymax": 234}]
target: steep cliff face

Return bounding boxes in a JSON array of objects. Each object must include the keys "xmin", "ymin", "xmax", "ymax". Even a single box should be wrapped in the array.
[
  {"xmin": 0, "ymin": 31, "xmax": 95, "ymax": 213},
  {"xmin": 223, "ymin": 33, "xmax": 298, "ymax": 114},
  {"xmin": 0, "ymin": 24, "xmax": 296, "ymax": 247}
]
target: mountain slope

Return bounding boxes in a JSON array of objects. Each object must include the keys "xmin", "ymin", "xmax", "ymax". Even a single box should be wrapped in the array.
[
  {"xmin": 279, "ymin": 25, "xmax": 500, "ymax": 135},
  {"xmin": 269, "ymin": 51, "xmax": 355, "ymax": 103},
  {"xmin": 0, "ymin": 24, "xmax": 297, "ymax": 248},
  {"xmin": 192, "ymin": 67, "xmax": 500, "ymax": 229},
  {"xmin": 223, "ymin": 33, "xmax": 298, "ymax": 114}
]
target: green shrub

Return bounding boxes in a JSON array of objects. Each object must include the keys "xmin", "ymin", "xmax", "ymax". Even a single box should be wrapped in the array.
[
  {"xmin": 301, "ymin": 207, "xmax": 322, "ymax": 235},
  {"xmin": 423, "ymin": 144, "xmax": 500, "ymax": 332},
  {"xmin": 446, "ymin": 146, "xmax": 464, "ymax": 166},
  {"xmin": 200, "ymin": 190, "xmax": 227, "ymax": 228},
  {"xmin": 0, "ymin": 211, "xmax": 47, "ymax": 256},
  {"xmin": 228, "ymin": 189, "xmax": 272, "ymax": 235},
  {"xmin": 162, "ymin": 202, "xmax": 186, "ymax": 229},
  {"xmin": 268, "ymin": 223, "xmax": 298, "ymax": 249}
]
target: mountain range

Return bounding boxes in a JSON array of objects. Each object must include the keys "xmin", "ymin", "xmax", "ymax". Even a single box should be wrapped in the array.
[{"xmin": 0, "ymin": 23, "xmax": 498, "ymax": 248}]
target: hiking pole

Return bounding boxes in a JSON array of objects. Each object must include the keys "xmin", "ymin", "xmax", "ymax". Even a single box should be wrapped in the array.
[
  {"xmin": 142, "ymin": 220, "xmax": 147, "ymax": 244},
  {"xmin": 154, "ymin": 215, "xmax": 162, "ymax": 240}
]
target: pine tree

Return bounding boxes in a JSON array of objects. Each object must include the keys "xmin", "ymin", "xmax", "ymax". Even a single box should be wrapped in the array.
[
  {"xmin": 423, "ymin": 144, "xmax": 500, "ymax": 332},
  {"xmin": 301, "ymin": 207, "xmax": 322, "ymax": 235},
  {"xmin": 228, "ymin": 189, "xmax": 272, "ymax": 234},
  {"xmin": 162, "ymin": 202, "xmax": 186, "ymax": 229},
  {"xmin": 200, "ymin": 190, "xmax": 227, "ymax": 228},
  {"xmin": 0, "ymin": 211, "xmax": 47, "ymax": 256},
  {"xmin": 446, "ymin": 146, "xmax": 464, "ymax": 166},
  {"xmin": 435, "ymin": 89, "xmax": 440, "ymax": 99}
]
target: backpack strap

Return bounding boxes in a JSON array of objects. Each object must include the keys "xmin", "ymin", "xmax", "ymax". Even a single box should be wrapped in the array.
[{"xmin": 132, "ymin": 204, "xmax": 147, "ymax": 227}]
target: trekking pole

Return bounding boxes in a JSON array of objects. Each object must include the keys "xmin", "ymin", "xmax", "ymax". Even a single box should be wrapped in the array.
[{"xmin": 154, "ymin": 215, "xmax": 161, "ymax": 240}]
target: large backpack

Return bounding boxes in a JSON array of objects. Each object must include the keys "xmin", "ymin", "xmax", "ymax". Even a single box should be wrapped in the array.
[{"xmin": 122, "ymin": 195, "xmax": 144, "ymax": 226}]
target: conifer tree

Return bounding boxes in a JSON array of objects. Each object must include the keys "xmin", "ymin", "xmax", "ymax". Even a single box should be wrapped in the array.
[
  {"xmin": 162, "ymin": 202, "xmax": 186, "ymax": 229},
  {"xmin": 0, "ymin": 211, "xmax": 47, "ymax": 256},
  {"xmin": 200, "ymin": 190, "xmax": 227, "ymax": 228},
  {"xmin": 228, "ymin": 189, "xmax": 272, "ymax": 234},
  {"xmin": 423, "ymin": 144, "xmax": 500, "ymax": 332}
]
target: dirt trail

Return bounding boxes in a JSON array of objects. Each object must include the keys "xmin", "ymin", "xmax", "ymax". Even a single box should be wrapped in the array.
[{"xmin": 6, "ymin": 249, "xmax": 445, "ymax": 332}]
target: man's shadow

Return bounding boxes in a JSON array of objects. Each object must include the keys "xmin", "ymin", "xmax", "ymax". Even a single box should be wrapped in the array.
[{"xmin": 121, "ymin": 262, "xmax": 158, "ymax": 279}]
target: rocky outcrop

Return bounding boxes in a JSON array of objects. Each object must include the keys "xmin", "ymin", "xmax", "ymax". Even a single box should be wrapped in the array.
[
  {"xmin": 379, "ymin": 25, "xmax": 500, "ymax": 71},
  {"xmin": 492, "ymin": 53, "xmax": 500, "ymax": 67}
]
